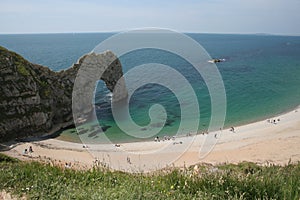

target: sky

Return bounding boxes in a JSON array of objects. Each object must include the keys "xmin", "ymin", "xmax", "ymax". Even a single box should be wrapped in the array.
[{"xmin": 1, "ymin": 0, "xmax": 300, "ymax": 35}]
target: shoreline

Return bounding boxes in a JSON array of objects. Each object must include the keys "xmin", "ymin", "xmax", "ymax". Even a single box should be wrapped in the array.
[
  {"xmin": 1, "ymin": 106, "xmax": 300, "ymax": 172},
  {"xmin": 56, "ymin": 105, "xmax": 300, "ymax": 144}
]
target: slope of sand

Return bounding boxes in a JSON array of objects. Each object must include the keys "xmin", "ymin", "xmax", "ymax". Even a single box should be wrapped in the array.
[{"xmin": 1, "ymin": 108, "xmax": 300, "ymax": 172}]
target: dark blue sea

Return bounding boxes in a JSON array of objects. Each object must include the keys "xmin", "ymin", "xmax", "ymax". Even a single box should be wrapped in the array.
[{"xmin": 1, "ymin": 33, "xmax": 300, "ymax": 143}]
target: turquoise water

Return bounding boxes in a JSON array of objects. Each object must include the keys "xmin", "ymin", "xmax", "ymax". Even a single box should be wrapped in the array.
[{"xmin": 1, "ymin": 33, "xmax": 300, "ymax": 143}]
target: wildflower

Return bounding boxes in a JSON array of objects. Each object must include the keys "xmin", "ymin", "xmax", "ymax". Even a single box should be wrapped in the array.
[{"xmin": 218, "ymin": 176, "xmax": 224, "ymax": 185}]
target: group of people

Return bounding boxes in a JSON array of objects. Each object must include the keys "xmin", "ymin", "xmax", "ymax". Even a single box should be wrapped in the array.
[
  {"xmin": 64, "ymin": 162, "xmax": 72, "ymax": 168},
  {"xmin": 267, "ymin": 118, "xmax": 280, "ymax": 124},
  {"xmin": 200, "ymin": 131, "xmax": 209, "ymax": 135},
  {"xmin": 23, "ymin": 146, "xmax": 33, "ymax": 155},
  {"xmin": 154, "ymin": 136, "xmax": 176, "ymax": 142}
]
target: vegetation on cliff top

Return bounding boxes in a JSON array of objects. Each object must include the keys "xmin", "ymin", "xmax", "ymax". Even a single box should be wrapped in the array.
[{"xmin": 0, "ymin": 153, "xmax": 299, "ymax": 199}]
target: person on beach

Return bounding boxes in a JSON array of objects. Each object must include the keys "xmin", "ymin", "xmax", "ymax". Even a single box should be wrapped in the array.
[
  {"xmin": 127, "ymin": 156, "xmax": 131, "ymax": 164},
  {"xmin": 29, "ymin": 146, "xmax": 33, "ymax": 153},
  {"xmin": 23, "ymin": 149, "xmax": 28, "ymax": 154},
  {"xmin": 155, "ymin": 136, "xmax": 160, "ymax": 142},
  {"xmin": 230, "ymin": 127, "xmax": 235, "ymax": 132}
]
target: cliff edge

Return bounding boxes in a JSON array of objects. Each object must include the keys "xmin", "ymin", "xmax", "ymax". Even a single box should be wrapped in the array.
[{"xmin": 0, "ymin": 46, "xmax": 127, "ymax": 142}]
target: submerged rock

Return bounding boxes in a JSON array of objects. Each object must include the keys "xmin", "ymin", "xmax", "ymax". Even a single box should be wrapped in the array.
[{"xmin": 0, "ymin": 46, "xmax": 127, "ymax": 142}]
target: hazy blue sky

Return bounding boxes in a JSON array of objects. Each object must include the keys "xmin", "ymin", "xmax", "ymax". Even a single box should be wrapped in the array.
[{"xmin": 1, "ymin": 0, "xmax": 299, "ymax": 35}]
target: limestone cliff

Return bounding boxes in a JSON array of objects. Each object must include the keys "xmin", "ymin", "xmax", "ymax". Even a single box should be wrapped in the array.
[{"xmin": 0, "ymin": 46, "xmax": 127, "ymax": 142}]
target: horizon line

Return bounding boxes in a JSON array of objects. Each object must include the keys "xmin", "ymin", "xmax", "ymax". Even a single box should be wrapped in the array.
[{"xmin": 0, "ymin": 31, "xmax": 299, "ymax": 37}]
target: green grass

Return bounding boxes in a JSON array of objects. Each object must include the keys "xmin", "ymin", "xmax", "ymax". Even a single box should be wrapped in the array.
[{"xmin": 0, "ymin": 153, "xmax": 299, "ymax": 199}]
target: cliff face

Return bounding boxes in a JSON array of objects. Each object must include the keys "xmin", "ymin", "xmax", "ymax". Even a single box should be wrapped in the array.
[{"xmin": 0, "ymin": 46, "xmax": 127, "ymax": 142}]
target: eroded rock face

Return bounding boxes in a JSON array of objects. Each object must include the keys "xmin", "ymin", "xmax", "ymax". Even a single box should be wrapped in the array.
[
  {"xmin": 0, "ymin": 46, "xmax": 127, "ymax": 142},
  {"xmin": 72, "ymin": 51, "xmax": 128, "ymax": 118}
]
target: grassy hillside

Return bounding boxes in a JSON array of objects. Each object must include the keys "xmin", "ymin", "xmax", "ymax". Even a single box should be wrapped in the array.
[{"xmin": 0, "ymin": 153, "xmax": 299, "ymax": 199}]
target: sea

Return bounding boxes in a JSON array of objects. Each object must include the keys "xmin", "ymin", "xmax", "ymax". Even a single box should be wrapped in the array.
[{"xmin": 1, "ymin": 33, "xmax": 300, "ymax": 144}]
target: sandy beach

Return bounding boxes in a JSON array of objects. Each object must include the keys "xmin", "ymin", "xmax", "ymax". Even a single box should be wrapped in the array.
[{"xmin": 1, "ymin": 107, "xmax": 300, "ymax": 172}]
